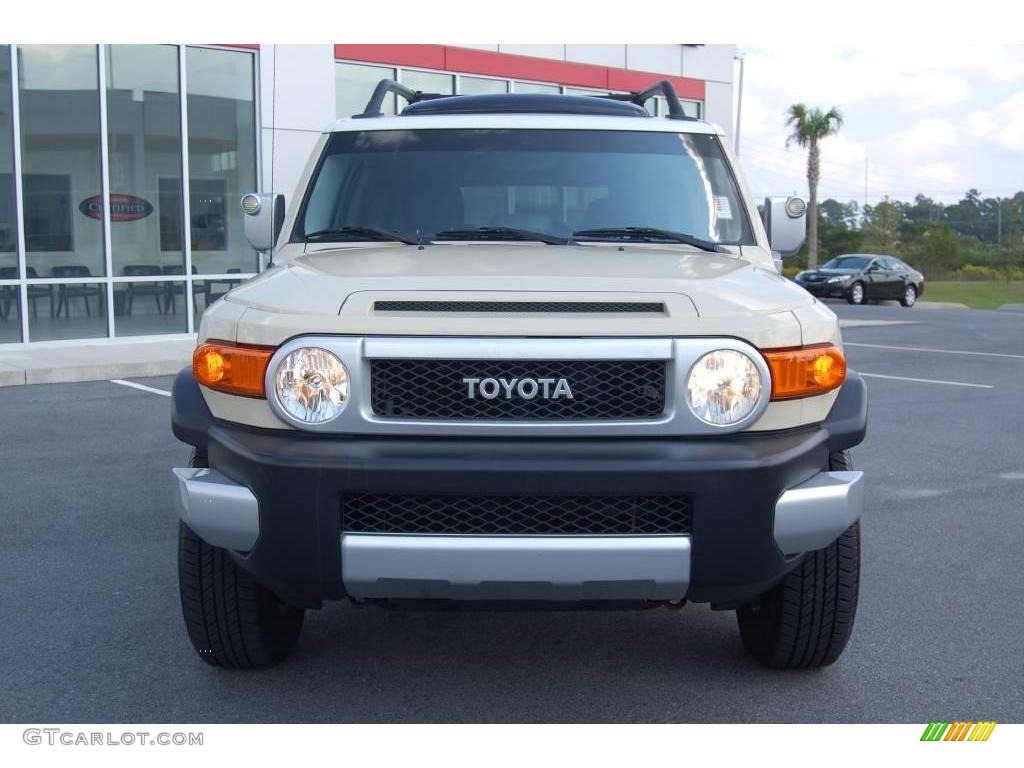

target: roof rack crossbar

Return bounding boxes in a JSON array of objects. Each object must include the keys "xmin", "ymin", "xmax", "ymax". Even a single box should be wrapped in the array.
[
  {"xmin": 602, "ymin": 80, "xmax": 691, "ymax": 120},
  {"xmin": 354, "ymin": 79, "xmax": 448, "ymax": 118}
]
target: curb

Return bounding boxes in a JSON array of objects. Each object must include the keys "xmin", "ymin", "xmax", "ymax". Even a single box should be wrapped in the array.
[
  {"xmin": 914, "ymin": 301, "xmax": 969, "ymax": 310},
  {"xmin": 0, "ymin": 358, "xmax": 189, "ymax": 387},
  {"xmin": 0, "ymin": 338, "xmax": 194, "ymax": 387},
  {"xmin": 997, "ymin": 303, "xmax": 1024, "ymax": 313}
]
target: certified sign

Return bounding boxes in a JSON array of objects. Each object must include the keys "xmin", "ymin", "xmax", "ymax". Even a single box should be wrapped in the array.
[{"xmin": 79, "ymin": 194, "xmax": 153, "ymax": 222}]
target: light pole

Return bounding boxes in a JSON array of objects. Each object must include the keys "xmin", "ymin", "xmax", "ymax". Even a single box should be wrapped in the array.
[{"xmin": 734, "ymin": 51, "xmax": 744, "ymax": 156}]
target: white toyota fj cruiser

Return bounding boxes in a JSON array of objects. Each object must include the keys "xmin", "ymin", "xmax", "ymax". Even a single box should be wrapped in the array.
[{"xmin": 171, "ymin": 80, "xmax": 867, "ymax": 670}]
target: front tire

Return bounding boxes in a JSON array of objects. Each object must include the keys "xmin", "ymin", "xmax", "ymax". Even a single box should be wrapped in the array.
[
  {"xmin": 900, "ymin": 284, "xmax": 918, "ymax": 307},
  {"xmin": 177, "ymin": 450, "xmax": 304, "ymax": 669},
  {"xmin": 847, "ymin": 281, "xmax": 866, "ymax": 305},
  {"xmin": 736, "ymin": 451, "xmax": 861, "ymax": 669}
]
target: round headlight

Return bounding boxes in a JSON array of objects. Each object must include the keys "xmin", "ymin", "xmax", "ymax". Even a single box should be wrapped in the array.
[
  {"xmin": 274, "ymin": 347, "xmax": 349, "ymax": 424},
  {"xmin": 686, "ymin": 349, "xmax": 763, "ymax": 426}
]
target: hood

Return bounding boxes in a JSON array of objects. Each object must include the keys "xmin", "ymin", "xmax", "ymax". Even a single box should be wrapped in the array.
[{"xmin": 219, "ymin": 243, "xmax": 821, "ymax": 348}]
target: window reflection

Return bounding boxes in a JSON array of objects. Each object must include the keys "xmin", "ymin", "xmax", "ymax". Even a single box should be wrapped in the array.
[
  {"xmin": 398, "ymin": 70, "xmax": 454, "ymax": 109},
  {"xmin": 106, "ymin": 44, "xmax": 184, "ymax": 281},
  {"xmin": 28, "ymin": 281, "xmax": 108, "ymax": 341},
  {"xmin": 18, "ymin": 45, "xmax": 105, "ymax": 279},
  {"xmin": 513, "ymin": 81, "xmax": 560, "ymax": 94},
  {"xmin": 0, "ymin": 45, "xmax": 17, "ymax": 285},
  {"xmin": 337, "ymin": 62, "xmax": 396, "ymax": 118},
  {"xmin": 459, "ymin": 76, "xmax": 507, "ymax": 95},
  {"xmin": 186, "ymin": 47, "xmax": 257, "ymax": 275}
]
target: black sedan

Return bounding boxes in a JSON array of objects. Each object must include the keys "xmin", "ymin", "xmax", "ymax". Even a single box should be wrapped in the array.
[{"xmin": 794, "ymin": 254, "xmax": 925, "ymax": 307}]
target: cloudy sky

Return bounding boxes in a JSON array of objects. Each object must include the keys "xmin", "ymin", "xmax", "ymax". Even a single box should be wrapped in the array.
[{"xmin": 737, "ymin": 44, "xmax": 1024, "ymax": 206}]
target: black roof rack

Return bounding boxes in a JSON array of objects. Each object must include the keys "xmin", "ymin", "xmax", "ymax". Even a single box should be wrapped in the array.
[
  {"xmin": 402, "ymin": 93, "xmax": 648, "ymax": 117},
  {"xmin": 601, "ymin": 80, "xmax": 692, "ymax": 120},
  {"xmin": 352, "ymin": 78, "xmax": 695, "ymax": 120},
  {"xmin": 353, "ymin": 79, "xmax": 450, "ymax": 118}
]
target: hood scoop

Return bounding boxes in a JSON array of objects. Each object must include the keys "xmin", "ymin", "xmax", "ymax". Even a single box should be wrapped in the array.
[{"xmin": 373, "ymin": 300, "xmax": 666, "ymax": 314}]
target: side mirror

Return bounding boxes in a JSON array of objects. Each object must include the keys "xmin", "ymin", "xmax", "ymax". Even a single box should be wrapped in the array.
[
  {"xmin": 762, "ymin": 196, "xmax": 807, "ymax": 258},
  {"xmin": 240, "ymin": 193, "xmax": 285, "ymax": 253}
]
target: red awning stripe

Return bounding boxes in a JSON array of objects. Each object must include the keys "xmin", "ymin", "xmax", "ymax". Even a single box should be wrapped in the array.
[{"xmin": 334, "ymin": 44, "xmax": 705, "ymax": 101}]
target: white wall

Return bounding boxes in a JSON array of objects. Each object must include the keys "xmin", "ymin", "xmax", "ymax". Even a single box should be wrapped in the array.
[{"xmin": 258, "ymin": 44, "xmax": 336, "ymax": 206}]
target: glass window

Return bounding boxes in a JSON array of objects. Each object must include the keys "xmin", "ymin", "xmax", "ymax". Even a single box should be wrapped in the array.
[
  {"xmin": 398, "ymin": 70, "xmax": 454, "ymax": 107},
  {"xmin": 105, "ymin": 44, "xmax": 184, "ymax": 292},
  {"xmin": 0, "ymin": 286, "xmax": 20, "ymax": 342},
  {"xmin": 295, "ymin": 129, "xmax": 753, "ymax": 245},
  {"xmin": 681, "ymin": 100, "xmax": 701, "ymax": 119},
  {"xmin": 1, "ymin": 45, "xmax": 17, "ymax": 283},
  {"xmin": 28, "ymin": 277, "xmax": 108, "ymax": 342},
  {"xmin": 513, "ymin": 81, "xmax": 560, "ymax": 94},
  {"xmin": 186, "ymin": 47, "xmax": 258, "ymax": 276},
  {"xmin": 821, "ymin": 256, "xmax": 871, "ymax": 270},
  {"xmin": 563, "ymin": 87, "xmax": 607, "ymax": 96},
  {"xmin": 18, "ymin": 45, "xmax": 105, "ymax": 284},
  {"xmin": 458, "ymin": 76, "xmax": 507, "ymax": 95},
  {"xmin": 337, "ymin": 61, "xmax": 396, "ymax": 118}
]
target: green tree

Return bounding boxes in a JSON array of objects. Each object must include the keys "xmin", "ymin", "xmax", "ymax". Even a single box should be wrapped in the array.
[
  {"xmin": 906, "ymin": 222, "xmax": 960, "ymax": 275},
  {"xmin": 785, "ymin": 103, "xmax": 844, "ymax": 269},
  {"xmin": 862, "ymin": 198, "xmax": 903, "ymax": 252}
]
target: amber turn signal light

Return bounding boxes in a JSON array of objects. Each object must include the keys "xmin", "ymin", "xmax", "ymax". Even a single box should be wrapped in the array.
[
  {"xmin": 762, "ymin": 344, "xmax": 846, "ymax": 401},
  {"xmin": 193, "ymin": 342, "xmax": 275, "ymax": 398}
]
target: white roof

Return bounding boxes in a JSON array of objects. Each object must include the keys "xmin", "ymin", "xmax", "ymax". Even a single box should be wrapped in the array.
[{"xmin": 324, "ymin": 113, "xmax": 723, "ymax": 135}]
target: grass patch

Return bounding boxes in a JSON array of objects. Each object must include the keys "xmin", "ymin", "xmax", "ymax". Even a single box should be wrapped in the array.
[{"xmin": 923, "ymin": 281, "xmax": 1024, "ymax": 310}]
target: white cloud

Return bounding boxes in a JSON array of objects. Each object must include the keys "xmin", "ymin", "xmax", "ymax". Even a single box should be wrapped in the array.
[
  {"xmin": 882, "ymin": 119, "xmax": 958, "ymax": 159},
  {"xmin": 742, "ymin": 44, "xmax": 974, "ymax": 112},
  {"xmin": 966, "ymin": 89, "xmax": 1024, "ymax": 151},
  {"xmin": 739, "ymin": 45, "xmax": 1024, "ymax": 202}
]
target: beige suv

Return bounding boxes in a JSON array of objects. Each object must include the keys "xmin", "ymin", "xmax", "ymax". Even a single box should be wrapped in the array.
[{"xmin": 171, "ymin": 80, "xmax": 867, "ymax": 670}]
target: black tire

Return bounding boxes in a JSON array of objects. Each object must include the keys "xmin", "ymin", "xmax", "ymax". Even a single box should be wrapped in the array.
[
  {"xmin": 900, "ymin": 284, "xmax": 918, "ymax": 307},
  {"xmin": 177, "ymin": 450, "xmax": 304, "ymax": 669},
  {"xmin": 736, "ymin": 451, "xmax": 860, "ymax": 669},
  {"xmin": 847, "ymin": 281, "xmax": 866, "ymax": 305}
]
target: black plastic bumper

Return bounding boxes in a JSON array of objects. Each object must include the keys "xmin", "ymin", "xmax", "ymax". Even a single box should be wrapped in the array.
[
  {"xmin": 797, "ymin": 282, "xmax": 846, "ymax": 299},
  {"xmin": 171, "ymin": 368, "xmax": 868, "ymax": 607}
]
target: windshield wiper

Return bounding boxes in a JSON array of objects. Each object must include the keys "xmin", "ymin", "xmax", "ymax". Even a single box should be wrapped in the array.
[
  {"xmin": 304, "ymin": 226, "xmax": 419, "ymax": 245},
  {"xmin": 433, "ymin": 226, "xmax": 569, "ymax": 246},
  {"xmin": 572, "ymin": 227, "xmax": 723, "ymax": 253}
]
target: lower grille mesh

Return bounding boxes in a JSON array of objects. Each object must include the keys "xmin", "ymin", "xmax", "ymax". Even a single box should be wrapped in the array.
[{"xmin": 342, "ymin": 494, "xmax": 692, "ymax": 535}]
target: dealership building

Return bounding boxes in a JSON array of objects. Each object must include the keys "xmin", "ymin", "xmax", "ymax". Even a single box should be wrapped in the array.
[{"xmin": 0, "ymin": 44, "xmax": 736, "ymax": 346}]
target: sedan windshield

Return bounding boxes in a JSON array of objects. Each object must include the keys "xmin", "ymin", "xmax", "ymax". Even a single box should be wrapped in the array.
[
  {"xmin": 295, "ymin": 129, "xmax": 753, "ymax": 245},
  {"xmin": 821, "ymin": 256, "xmax": 872, "ymax": 270}
]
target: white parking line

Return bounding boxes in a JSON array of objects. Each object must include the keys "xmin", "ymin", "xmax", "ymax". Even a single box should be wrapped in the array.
[
  {"xmin": 845, "ymin": 342, "xmax": 1024, "ymax": 360},
  {"xmin": 110, "ymin": 379, "xmax": 171, "ymax": 397},
  {"xmin": 859, "ymin": 372, "xmax": 993, "ymax": 389}
]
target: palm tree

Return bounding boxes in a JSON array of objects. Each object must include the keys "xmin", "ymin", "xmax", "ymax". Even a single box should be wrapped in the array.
[{"xmin": 786, "ymin": 104, "xmax": 843, "ymax": 269}]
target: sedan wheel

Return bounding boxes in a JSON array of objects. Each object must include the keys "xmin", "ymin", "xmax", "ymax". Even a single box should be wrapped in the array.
[
  {"xmin": 847, "ymin": 282, "xmax": 865, "ymax": 305},
  {"xmin": 901, "ymin": 285, "xmax": 918, "ymax": 307}
]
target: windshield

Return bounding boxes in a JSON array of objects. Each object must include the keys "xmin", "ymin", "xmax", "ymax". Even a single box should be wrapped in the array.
[
  {"xmin": 821, "ymin": 256, "xmax": 872, "ymax": 270},
  {"xmin": 294, "ymin": 129, "xmax": 753, "ymax": 245}
]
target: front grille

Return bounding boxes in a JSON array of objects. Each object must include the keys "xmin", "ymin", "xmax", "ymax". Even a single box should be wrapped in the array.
[
  {"xmin": 374, "ymin": 300, "xmax": 665, "ymax": 313},
  {"xmin": 370, "ymin": 359, "xmax": 666, "ymax": 420},
  {"xmin": 342, "ymin": 494, "xmax": 691, "ymax": 535}
]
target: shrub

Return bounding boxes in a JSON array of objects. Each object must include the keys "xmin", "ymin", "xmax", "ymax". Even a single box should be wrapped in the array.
[
  {"xmin": 782, "ymin": 265, "xmax": 802, "ymax": 279},
  {"xmin": 952, "ymin": 264, "xmax": 1002, "ymax": 281}
]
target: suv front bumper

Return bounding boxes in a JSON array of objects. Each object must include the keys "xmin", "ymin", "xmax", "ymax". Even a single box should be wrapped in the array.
[{"xmin": 171, "ymin": 370, "xmax": 867, "ymax": 607}]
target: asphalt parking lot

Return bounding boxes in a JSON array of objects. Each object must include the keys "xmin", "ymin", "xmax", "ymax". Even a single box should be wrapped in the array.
[{"xmin": 2, "ymin": 302, "xmax": 1022, "ymax": 723}]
